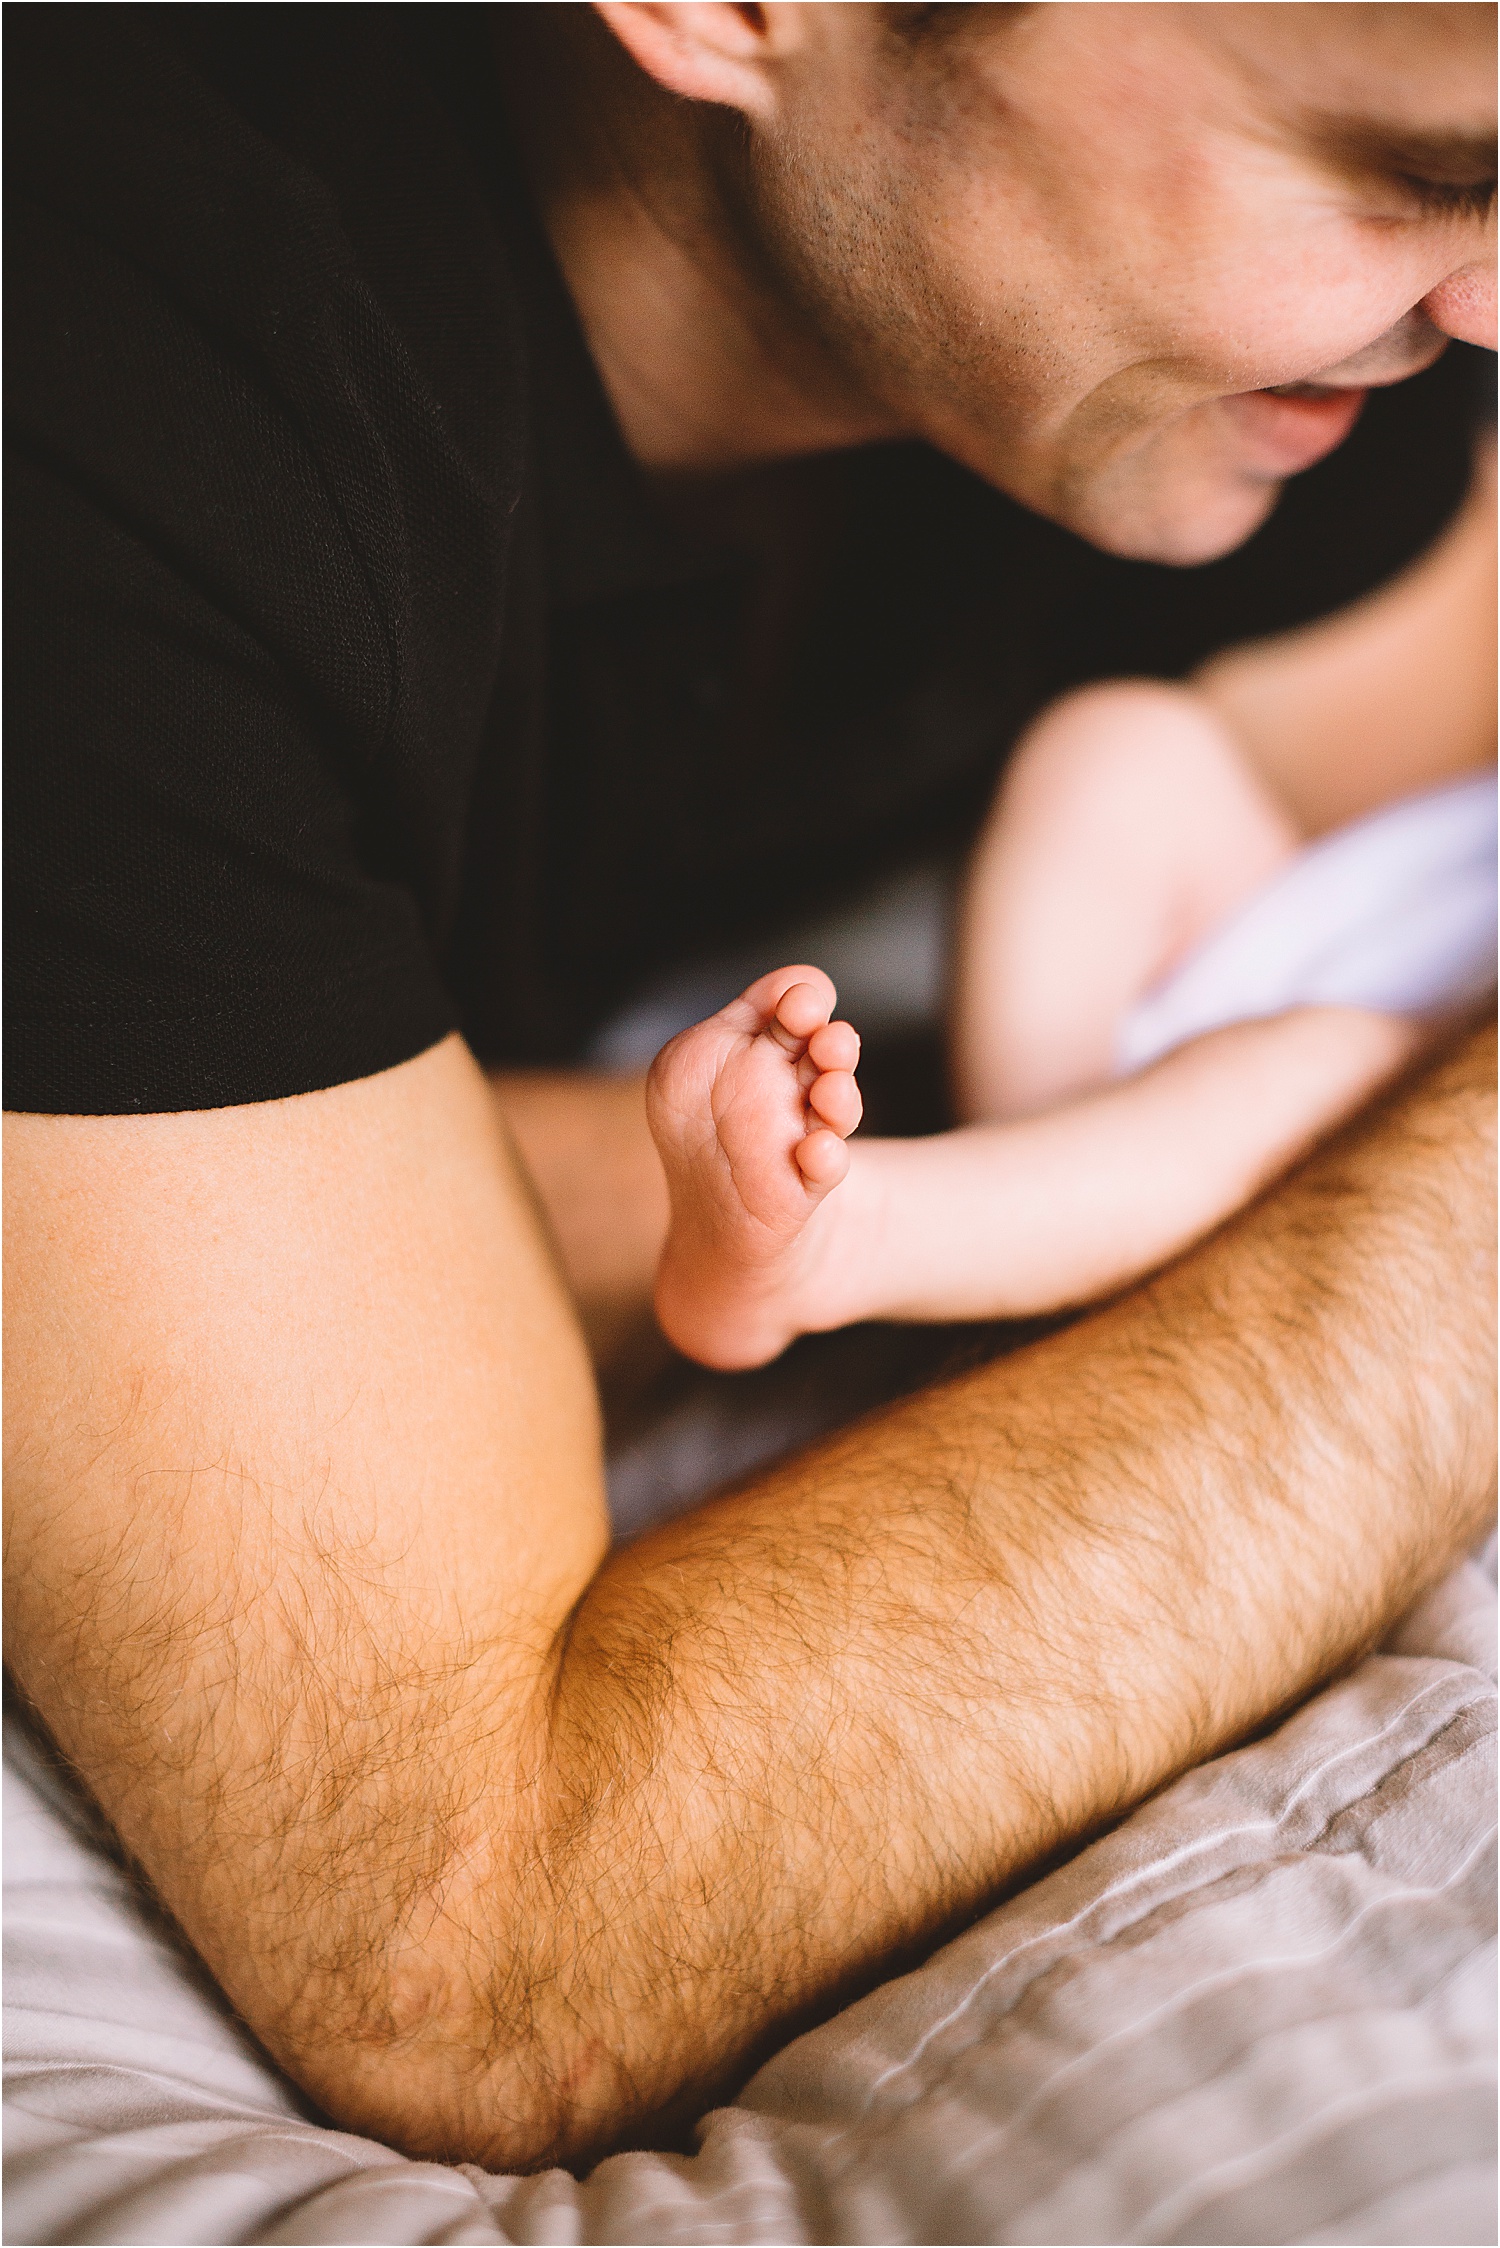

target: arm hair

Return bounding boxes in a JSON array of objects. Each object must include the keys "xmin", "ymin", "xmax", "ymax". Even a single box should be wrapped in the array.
[{"xmin": 5, "ymin": 1025, "xmax": 1493, "ymax": 2167}]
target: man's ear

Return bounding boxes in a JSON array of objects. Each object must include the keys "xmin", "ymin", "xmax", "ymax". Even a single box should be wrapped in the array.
[{"xmin": 592, "ymin": 3, "xmax": 802, "ymax": 118}]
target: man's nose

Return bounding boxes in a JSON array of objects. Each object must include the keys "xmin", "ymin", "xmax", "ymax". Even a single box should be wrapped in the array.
[{"xmin": 1421, "ymin": 263, "xmax": 1497, "ymax": 353}]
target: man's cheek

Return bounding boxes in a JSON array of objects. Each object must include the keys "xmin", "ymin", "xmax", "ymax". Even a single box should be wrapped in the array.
[{"xmin": 1175, "ymin": 235, "xmax": 1444, "ymax": 402}]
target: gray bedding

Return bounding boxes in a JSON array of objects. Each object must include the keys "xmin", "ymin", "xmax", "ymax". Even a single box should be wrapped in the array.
[
  {"xmin": 5, "ymin": 1541, "xmax": 1493, "ymax": 2247},
  {"xmin": 11, "ymin": 825, "xmax": 1496, "ymax": 2246}
]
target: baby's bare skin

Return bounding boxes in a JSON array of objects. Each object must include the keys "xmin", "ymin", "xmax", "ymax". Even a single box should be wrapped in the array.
[
  {"xmin": 648, "ymin": 685, "xmax": 1430, "ymax": 1372},
  {"xmin": 649, "ymin": 982, "xmax": 1419, "ymax": 1369},
  {"xmin": 647, "ymin": 965, "xmax": 864, "ymax": 1368}
]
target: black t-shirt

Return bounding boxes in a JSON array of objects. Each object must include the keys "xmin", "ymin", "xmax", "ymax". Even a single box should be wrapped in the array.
[{"xmin": 7, "ymin": 4, "xmax": 1487, "ymax": 1114}]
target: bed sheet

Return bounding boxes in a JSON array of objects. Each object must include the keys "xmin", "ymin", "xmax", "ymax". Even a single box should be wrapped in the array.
[{"xmin": 5, "ymin": 1545, "xmax": 1493, "ymax": 2248}]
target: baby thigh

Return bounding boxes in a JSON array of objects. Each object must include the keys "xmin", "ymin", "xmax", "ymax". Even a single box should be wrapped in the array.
[{"xmin": 951, "ymin": 679, "xmax": 1300, "ymax": 1121}]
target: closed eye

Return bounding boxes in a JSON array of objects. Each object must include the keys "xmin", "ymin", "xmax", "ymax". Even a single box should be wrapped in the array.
[
  {"xmin": 1395, "ymin": 172, "xmax": 1496, "ymax": 221},
  {"xmin": 1308, "ymin": 113, "xmax": 1498, "ymax": 225}
]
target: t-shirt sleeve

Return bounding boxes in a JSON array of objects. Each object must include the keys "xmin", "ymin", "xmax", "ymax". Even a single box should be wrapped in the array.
[
  {"xmin": 6, "ymin": 449, "xmax": 458, "ymax": 1115},
  {"xmin": 5, "ymin": 51, "xmax": 469, "ymax": 1116}
]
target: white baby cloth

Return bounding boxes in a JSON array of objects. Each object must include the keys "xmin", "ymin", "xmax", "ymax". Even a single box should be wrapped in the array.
[{"xmin": 1118, "ymin": 770, "xmax": 1499, "ymax": 1074}]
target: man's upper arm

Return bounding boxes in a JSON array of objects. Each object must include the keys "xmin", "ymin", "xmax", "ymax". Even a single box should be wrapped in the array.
[
  {"xmin": 8, "ymin": 1024, "xmax": 1494, "ymax": 2173},
  {"xmin": 1197, "ymin": 446, "xmax": 1496, "ymax": 833},
  {"xmin": 4, "ymin": 1034, "xmax": 607, "ymax": 2103}
]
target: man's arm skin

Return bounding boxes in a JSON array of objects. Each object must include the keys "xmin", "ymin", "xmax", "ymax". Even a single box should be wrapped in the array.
[
  {"xmin": 1197, "ymin": 444, "xmax": 1496, "ymax": 835},
  {"xmin": 6, "ymin": 1021, "xmax": 1493, "ymax": 2171},
  {"xmin": 494, "ymin": 1066, "xmax": 668, "ymax": 1369}
]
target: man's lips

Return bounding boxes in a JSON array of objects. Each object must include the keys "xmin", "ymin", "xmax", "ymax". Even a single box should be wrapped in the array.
[
  {"xmin": 1262, "ymin": 380, "xmax": 1350, "ymax": 399},
  {"xmin": 1220, "ymin": 383, "xmax": 1369, "ymax": 478}
]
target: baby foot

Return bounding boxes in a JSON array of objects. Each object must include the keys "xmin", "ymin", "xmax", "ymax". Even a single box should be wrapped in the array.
[{"xmin": 647, "ymin": 965, "xmax": 863, "ymax": 1369}]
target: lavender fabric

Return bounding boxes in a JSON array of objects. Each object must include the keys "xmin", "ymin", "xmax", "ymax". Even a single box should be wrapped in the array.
[{"xmin": 1118, "ymin": 772, "xmax": 1498, "ymax": 1073}]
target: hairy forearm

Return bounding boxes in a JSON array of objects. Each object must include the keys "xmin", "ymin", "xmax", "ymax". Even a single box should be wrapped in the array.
[
  {"xmin": 10, "ymin": 1030, "xmax": 1492, "ymax": 2178},
  {"xmin": 455, "ymin": 1024, "xmax": 1495, "ymax": 2166}
]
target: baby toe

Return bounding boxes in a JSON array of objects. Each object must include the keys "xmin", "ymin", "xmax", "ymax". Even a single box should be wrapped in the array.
[
  {"xmin": 807, "ymin": 1020, "xmax": 860, "ymax": 1074},
  {"xmin": 771, "ymin": 974, "xmax": 836, "ymax": 1045},
  {"xmin": 795, "ymin": 1128, "xmax": 850, "ymax": 1190},
  {"xmin": 808, "ymin": 1069, "xmax": 863, "ymax": 1137}
]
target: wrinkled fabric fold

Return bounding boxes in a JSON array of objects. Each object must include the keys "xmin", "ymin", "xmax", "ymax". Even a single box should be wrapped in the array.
[{"xmin": 6, "ymin": 1551, "xmax": 1493, "ymax": 2247}]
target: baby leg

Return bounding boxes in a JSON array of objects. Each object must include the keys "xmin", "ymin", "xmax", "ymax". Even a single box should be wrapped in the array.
[
  {"xmin": 647, "ymin": 965, "xmax": 866, "ymax": 1370},
  {"xmin": 649, "ymin": 965, "xmax": 1422, "ymax": 1358},
  {"xmin": 952, "ymin": 681, "xmax": 1301, "ymax": 1122}
]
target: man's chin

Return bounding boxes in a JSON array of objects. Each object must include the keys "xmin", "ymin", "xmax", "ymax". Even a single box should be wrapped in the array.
[
  {"xmin": 1057, "ymin": 455, "xmax": 1286, "ymax": 568},
  {"xmin": 1051, "ymin": 388, "xmax": 1372, "ymax": 567}
]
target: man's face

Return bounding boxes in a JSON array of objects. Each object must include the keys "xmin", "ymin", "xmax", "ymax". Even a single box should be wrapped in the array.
[{"xmin": 741, "ymin": 3, "xmax": 1497, "ymax": 562}]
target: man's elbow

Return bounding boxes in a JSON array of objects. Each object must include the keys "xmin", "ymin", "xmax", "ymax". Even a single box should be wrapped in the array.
[{"xmin": 269, "ymin": 1977, "xmax": 617, "ymax": 2173}]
